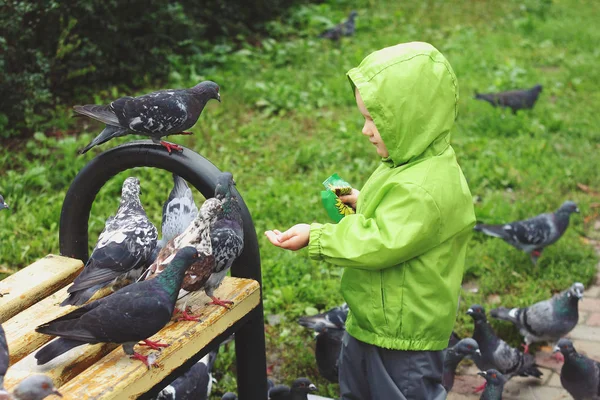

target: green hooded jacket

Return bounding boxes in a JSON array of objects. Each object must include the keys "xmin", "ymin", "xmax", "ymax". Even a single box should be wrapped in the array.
[{"xmin": 308, "ymin": 42, "xmax": 476, "ymax": 351}]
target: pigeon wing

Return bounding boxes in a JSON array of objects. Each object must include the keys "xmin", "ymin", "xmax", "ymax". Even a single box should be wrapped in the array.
[{"xmin": 114, "ymin": 91, "xmax": 190, "ymax": 134}]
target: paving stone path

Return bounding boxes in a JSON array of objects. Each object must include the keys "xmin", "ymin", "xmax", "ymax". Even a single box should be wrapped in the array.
[{"xmin": 449, "ymin": 243, "xmax": 600, "ymax": 400}]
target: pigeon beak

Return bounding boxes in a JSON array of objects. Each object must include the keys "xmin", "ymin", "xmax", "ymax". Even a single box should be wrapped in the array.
[
  {"xmin": 553, "ymin": 345, "xmax": 560, "ymax": 353},
  {"xmin": 576, "ymin": 290, "xmax": 584, "ymax": 299},
  {"xmin": 0, "ymin": 203, "xmax": 8, "ymax": 210},
  {"xmin": 308, "ymin": 383, "xmax": 317, "ymax": 392},
  {"xmin": 477, "ymin": 371, "xmax": 487, "ymax": 377},
  {"xmin": 216, "ymin": 92, "xmax": 221, "ymax": 102},
  {"xmin": 466, "ymin": 308, "xmax": 474, "ymax": 315},
  {"xmin": 575, "ymin": 207, "xmax": 580, "ymax": 213},
  {"xmin": 475, "ymin": 349, "xmax": 481, "ymax": 356},
  {"xmin": 53, "ymin": 389, "xmax": 63, "ymax": 397}
]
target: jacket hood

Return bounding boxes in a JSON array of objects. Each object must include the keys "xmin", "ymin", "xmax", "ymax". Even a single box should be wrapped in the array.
[{"xmin": 347, "ymin": 42, "xmax": 459, "ymax": 166}]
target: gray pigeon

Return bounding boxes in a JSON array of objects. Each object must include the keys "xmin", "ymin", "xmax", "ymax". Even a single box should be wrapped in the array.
[
  {"xmin": 11, "ymin": 375, "xmax": 62, "ymax": 400},
  {"xmin": 490, "ymin": 282, "xmax": 584, "ymax": 356},
  {"xmin": 474, "ymin": 84, "xmax": 543, "ymax": 113},
  {"xmin": 61, "ymin": 177, "xmax": 158, "ymax": 306},
  {"xmin": 474, "ymin": 200, "xmax": 579, "ymax": 265},
  {"xmin": 0, "ymin": 195, "xmax": 8, "ymax": 211},
  {"xmin": 554, "ymin": 338, "xmax": 600, "ymax": 400},
  {"xmin": 298, "ymin": 303, "xmax": 348, "ymax": 383},
  {"xmin": 156, "ymin": 349, "xmax": 217, "ymax": 400},
  {"xmin": 467, "ymin": 304, "xmax": 542, "ymax": 392},
  {"xmin": 157, "ymin": 174, "xmax": 199, "ymax": 252},
  {"xmin": 0, "ymin": 324, "xmax": 8, "ymax": 392},
  {"xmin": 74, "ymin": 81, "xmax": 220, "ymax": 154},
  {"xmin": 35, "ymin": 247, "xmax": 200, "ymax": 368},
  {"xmin": 319, "ymin": 11, "xmax": 358, "ymax": 40},
  {"xmin": 268, "ymin": 378, "xmax": 317, "ymax": 400},
  {"xmin": 478, "ymin": 369, "xmax": 507, "ymax": 400},
  {"xmin": 443, "ymin": 338, "xmax": 481, "ymax": 392}
]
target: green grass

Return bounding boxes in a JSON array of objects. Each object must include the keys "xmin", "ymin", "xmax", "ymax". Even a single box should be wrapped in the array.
[{"xmin": 1, "ymin": 0, "xmax": 600, "ymax": 397}]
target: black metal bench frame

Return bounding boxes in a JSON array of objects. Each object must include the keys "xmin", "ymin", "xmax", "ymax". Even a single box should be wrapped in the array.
[{"xmin": 59, "ymin": 140, "xmax": 268, "ymax": 399}]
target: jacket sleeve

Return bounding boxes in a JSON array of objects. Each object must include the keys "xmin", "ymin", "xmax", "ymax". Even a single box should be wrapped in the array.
[{"xmin": 308, "ymin": 183, "xmax": 442, "ymax": 270}]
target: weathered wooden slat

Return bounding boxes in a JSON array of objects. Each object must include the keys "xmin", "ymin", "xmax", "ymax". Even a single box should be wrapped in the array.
[
  {"xmin": 4, "ymin": 277, "xmax": 260, "ymax": 398},
  {"xmin": 0, "ymin": 255, "xmax": 83, "ymax": 323}
]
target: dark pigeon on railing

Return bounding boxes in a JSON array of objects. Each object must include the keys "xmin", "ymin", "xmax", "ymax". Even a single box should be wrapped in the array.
[
  {"xmin": 474, "ymin": 200, "xmax": 579, "ymax": 265},
  {"xmin": 74, "ymin": 81, "xmax": 220, "ymax": 154},
  {"xmin": 491, "ymin": 282, "xmax": 584, "ymax": 359},
  {"xmin": 0, "ymin": 195, "xmax": 8, "ymax": 211},
  {"xmin": 319, "ymin": 11, "xmax": 358, "ymax": 41},
  {"xmin": 467, "ymin": 305, "xmax": 542, "ymax": 392},
  {"xmin": 61, "ymin": 177, "xmax": 158, "ymax": 306},
  {"xmin": 35, "ymin": 247, "xmax": 199, "ymax": 368},
  {"xmin": 477, "ymin": 369, "xmax": 507, "ymax": 400},
  {"xmin": 474, "ymin": 84, "xmax": 543, "ymax": 113},
  {"xmin": 554, "ymin": 339, "xmax": 600, "ymax": 400},
  {"xmin": 156, "ymin": 349, "xmax": 217, "ymax": 400},
  {"xmin": 443, "ymin": 338, "xmax": 481, "ymax": 392}
]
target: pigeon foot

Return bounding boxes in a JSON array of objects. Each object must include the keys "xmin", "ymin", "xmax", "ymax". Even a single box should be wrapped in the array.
[
  {"xmin": 140, "ymin": 339, "xmax": 169, "ymax": 350},
  {"xmin": 130, "ymin": 352, "xmax": 160, "ymax": 369},
  {"xmin": 521, "ymin": 343, "xmax": 530, "ymax": 354},
  {"xmin": 473, "ymin": 382, "xmax": 487, "ymax": 393},
  {"xmin": 160, "ymin": 141, "xmax": 183, "ymax": 154},
  {"xmin": 551, "ymin": 351, "xmax": 564, "ymax": 362},
  {"xmin": 207, "ymin": 296, "xmax": 234, "ymax": 309},
  {"xmin": 174, "ymin": 307, "xmax": 203, "ymax": 322}
]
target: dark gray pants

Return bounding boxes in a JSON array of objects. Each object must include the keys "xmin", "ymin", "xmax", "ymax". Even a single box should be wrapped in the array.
[{"xmin": 339, "ymin": 332, "xmax": 446, "ymax": 400}]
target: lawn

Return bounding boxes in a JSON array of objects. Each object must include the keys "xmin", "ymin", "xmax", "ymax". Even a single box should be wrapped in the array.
[{"xmin": 1, "ymin": 0, "xmax": 599, "ymax": 397}]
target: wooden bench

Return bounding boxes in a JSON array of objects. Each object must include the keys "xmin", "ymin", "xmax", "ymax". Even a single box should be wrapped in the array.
[{"xmin": 1, "ymin": 254, "xmax": 261, "ymax": 399}]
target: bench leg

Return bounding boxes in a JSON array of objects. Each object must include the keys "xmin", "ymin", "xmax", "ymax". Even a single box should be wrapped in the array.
[{"xmin": 235, "ymin": 306, "xmax": 268, "ymax": 400}]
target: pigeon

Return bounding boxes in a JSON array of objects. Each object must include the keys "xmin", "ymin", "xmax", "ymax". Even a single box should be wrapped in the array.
[
  {"xmin": 554, "ymin": 338, "xmax": 600, "ymax": 400},
  {"xmin": 74, "ymin": 81, "xmax": 221, "ymax": 154},
  {"xmin": 319, "ymin": 11, "xmax": 358, "ymax": 40},
  {"xmin": 221, "ymin": 394, "xmax": 237, "ymax": 400},
  {"xmin": 10, "ymin": 375, "xmax": 62, "ymax": 400},
  {"xmin": 474, "ymin": 84, "xmax": 543, "ymax": 113},
  {"xmin": 490, "ymin": 282, "xmax": 584, "ymax": 358},
  {"xmin": 474, "ymin": 200, "xmax": 579, "ymax": 265},
  {"xmin": 0, "ymin": 196, "xmax": 8, "ymax": 211},
  {"xmin": 443, "ymin": 338, "xmax": 481, "ymax": 392},
  {"xmin": 477, "ymin": 369, "xmax": 507, "ymax": 400},
  {"xmin": 181, "ymin": 172, "xmax": 244, "ymax": 309},
  {"xmin": 467, "ymin": 304, "xmax": 542, "ymax": 392},
  {"xmin": 268, "ymin": 378, "xmax": 317, "ymax": 400},
  {"xmin": 160, "ymin": 174, "xmax": 199, "ymax": 250},
  {"xmin": 35, "ymin": 247, "xmax": 200, "ymax": 368},
  {"xmin": 298, "ymin": 303, "xmax": 348, "ymax": 383},
  {"xmin": 0, "ymin": 325, "xmax": 8, "ymax": 394},
  {"xmin": 61, "ymin": 177, "xmax": 158, "ymax": 306},
  {"xmin": 156, "ymin": 349, "xmax": 217, "ymax": 400}
]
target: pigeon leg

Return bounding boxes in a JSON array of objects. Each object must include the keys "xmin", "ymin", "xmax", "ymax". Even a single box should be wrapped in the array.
[
  {"xmin": 159, "ymin": 141, "xmax": 184, "ymax": 154},
  {"xmin": 530, "ymin": 249, "xmax": 542, "ymax": 265},
  {"xmin": 473, "ymin": 382, "xmax": 487, "ymax": 393},
  {"xmin": 130, "ymin": 352, "xmax": 160, "ymax": 369},
  {"xmin": 139, "ymin": 339, "xmax": 169, "ymax": 350},
  {"xmin": 207, "ymin": 296, "xmax": 234, "ymax": 309}
]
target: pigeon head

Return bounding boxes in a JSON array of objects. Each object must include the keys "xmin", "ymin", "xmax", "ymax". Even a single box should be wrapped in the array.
[
  {"xmin": 221, "ymin": 393, "xmax": 237, "ymax": 400},
  {"xmin": 557, "ymin": 200, "xmax": 579, "ymax": 215},
  {"xmin": 567, "ymin": 282, "xmax": 585, "ymax": 300},
  {"xmin": 13, "ymin": 375, "xmax": 62, "ymax": 400},
  {"xmin": 190, "ymin": 80, "xmax": 221, "ymax": 103},
  {"xmin": 349, "ymin": 10, "xmax": 358, "ymax": 19},
  {"xmin": 533, "ymin": 84, "xmax": 543, "ymax": 93},
  {"xmin": 290, "ymin": 378, "xmax": 317, "ymax": 393},
  {"xmin": 554, "ymin": 338, "xmax": 577, "ymax": 357},
  {"xmin": 466, "ymin": 304, "xmax": 487, "ymax": 321},
  {"xmin": 121, "ymin": 177, "xmax": 142, "ymax": 203},
  {"xmin": 455, "ymin": 338, "xmax": 481, "ymax": 358},
  {"xmin": 477, "ymin": 369, "xmax": 506, "ymax": 385},
  {"xmin": 0, "ymin": 195, "xmax": 8, "ymax": 211},
  {"xmin": 214, "ymin": 172, "xmax": 235, "ymax": 201}
]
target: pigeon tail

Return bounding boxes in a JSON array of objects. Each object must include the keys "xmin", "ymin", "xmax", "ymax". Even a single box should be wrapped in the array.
[
  {"xmin": 73, "ymin": 104, "xmax": 120, "ymax": 126},
  {"xmin": 474, "ymin": 223, "xmax": 508, "ymax": 239},
  {"xmin": 79, "ymin": 125, "xmax": 129, "ymax": 154},
  {"xmin": 34, "ymin": 338, "xmax": 85, "ymax": 365},
  {"xmin": 60, "ymin": 285, "xmax": 103, "ymax": 307},
  {"xmin": 490, "ymin": 307, "xmax": 519, "ymax": 324}
]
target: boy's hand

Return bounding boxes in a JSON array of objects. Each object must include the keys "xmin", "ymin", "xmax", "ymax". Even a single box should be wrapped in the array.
[
  {"xmin": 265, "ymin": 224, "xmax": 310, "ymax": 251},
  {"xmin": 338, "ymin": 188, "xmax": 360, "ymax": 210}
]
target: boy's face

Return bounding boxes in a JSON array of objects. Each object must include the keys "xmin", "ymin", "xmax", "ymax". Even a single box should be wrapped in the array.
[{"xmin": 355, "ymin": 89, "xmax": 389, "ymax": 158}]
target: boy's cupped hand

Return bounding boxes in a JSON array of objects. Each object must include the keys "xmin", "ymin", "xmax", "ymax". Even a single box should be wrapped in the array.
[
  {"xmin": 338, "ymin": 188, "xmax": 360, "ymax": 210},
  {"xmin": 265, "ymin": 224, "xmax": 310, "ymax": 251}
]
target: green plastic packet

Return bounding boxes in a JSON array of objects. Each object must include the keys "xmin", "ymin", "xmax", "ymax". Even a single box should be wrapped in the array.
[{"xmin": 321, "ymin": 173, "xmax": 355, "ymax": 222}]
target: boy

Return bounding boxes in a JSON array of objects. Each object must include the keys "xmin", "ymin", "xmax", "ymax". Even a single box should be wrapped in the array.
[{"xmin": 265, "ymin": 42, "xmax": 476, "ymax": 399}]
